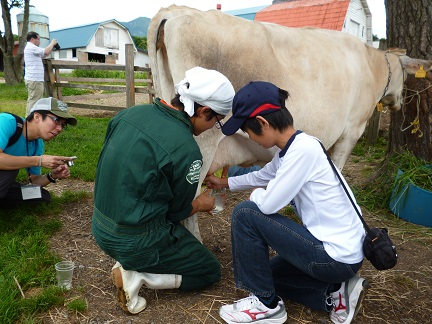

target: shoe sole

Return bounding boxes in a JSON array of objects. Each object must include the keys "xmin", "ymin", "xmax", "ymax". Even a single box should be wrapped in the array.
[
  {"xmin": 112, "ymin": 266, "xmax": 134, "ymax": 314},
  {"xmin": 352, "ymin": 279, "xmax": 369, "ymax": 320},
  {"xmin": 219, "ymin": 309, "xmax": 288, "ymax": 324},
  {"xmin": 330, "ymin": 278, "xmax": 369, "ymax": 324}
]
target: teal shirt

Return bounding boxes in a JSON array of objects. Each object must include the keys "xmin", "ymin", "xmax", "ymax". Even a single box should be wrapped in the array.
[
  {"xmin": 0, "ymin": 113, "xmax": 44, "ymax": 175},
  {"xmin": 93, "ymin": 99, "xmax": 203, "ymax": 232}
]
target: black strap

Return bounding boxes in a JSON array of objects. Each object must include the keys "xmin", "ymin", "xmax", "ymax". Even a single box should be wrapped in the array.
[
  {"xmin": 317, "ymin": 140, "xmax": 374, "ymax": 236},
  {"xmin": 4, "ymin": 113, "xmax": 24, "ymax": 148}
]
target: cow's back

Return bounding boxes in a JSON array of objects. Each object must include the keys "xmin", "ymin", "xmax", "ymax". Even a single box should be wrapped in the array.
[{"xmin": 148, "ymin": 5, "xmax": 383, "ymax": 151}]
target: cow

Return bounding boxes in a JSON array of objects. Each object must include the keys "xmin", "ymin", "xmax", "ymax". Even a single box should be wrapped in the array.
[{"xmin": 147, "ymin": 5, "xmax": 432, "ymax": 240}]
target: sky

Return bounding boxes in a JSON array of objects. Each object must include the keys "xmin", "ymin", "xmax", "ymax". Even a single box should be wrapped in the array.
[{"xmin": 4, "ymin": 0, "xmax": 387, "ymax": 39}]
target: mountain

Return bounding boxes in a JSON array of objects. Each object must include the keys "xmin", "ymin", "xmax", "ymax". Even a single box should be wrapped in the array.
[{"xmin": 121, "ymin": 17, "xmax": 150, "ymax": 37}]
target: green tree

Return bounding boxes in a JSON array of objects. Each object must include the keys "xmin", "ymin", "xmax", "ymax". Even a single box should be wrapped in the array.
[
  {"xmin": 132, "ymin": 35, "xmax": 147, "ymax": 50},
  {"xmin": 0, "ymin": 0, "xmax": 29, "ymax": 85}
]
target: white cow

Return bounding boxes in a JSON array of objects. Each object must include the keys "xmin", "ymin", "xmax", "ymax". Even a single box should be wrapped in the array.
[{"xmin": 147, "ymin": 5, "xmax": 432, "ymax": 240}]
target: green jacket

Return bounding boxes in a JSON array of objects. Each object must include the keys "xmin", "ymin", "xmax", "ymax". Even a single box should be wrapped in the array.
[{"xmin": 92, "ymin": 98, "xmax": 203, "ymax": 236}]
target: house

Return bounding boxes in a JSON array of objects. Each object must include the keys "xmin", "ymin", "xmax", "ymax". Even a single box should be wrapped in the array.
[
  {"xmin": 225, "ymin": 0, "xmax": 373, "ymax": 46},
  {"xmin": 50, "ymin": 20, "xmax": 150, "ymax": 67}
]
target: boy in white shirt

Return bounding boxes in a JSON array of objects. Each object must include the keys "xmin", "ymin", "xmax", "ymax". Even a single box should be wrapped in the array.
[{"xmin": 205, "ymin": 81, "xmax": 368, "ymax": 324}]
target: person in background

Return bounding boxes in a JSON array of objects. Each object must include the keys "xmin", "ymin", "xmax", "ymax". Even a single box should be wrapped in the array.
[
  {"xmin": 0, "ymin": 97, "xmax": 77, "ymax": 207},
  {"xmin": 24, "ymin": 31, "xmax": 58, "ymax": 116},
  {"xmin": 91, "ymin": 67, "xmax": 235, "ymax": 315},
  {"xmin": 205, "ymin": 81, "xmax": 367, "ymax": 324}
]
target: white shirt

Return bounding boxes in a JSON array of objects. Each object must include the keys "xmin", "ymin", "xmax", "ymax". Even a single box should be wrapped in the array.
[
  {"xmin": 228, "ymin": 132, "xmax": 365, "ymax": 264},
  {"xmin": 24, "ymin": 42, "xmax": 46, "ymax": 82}
]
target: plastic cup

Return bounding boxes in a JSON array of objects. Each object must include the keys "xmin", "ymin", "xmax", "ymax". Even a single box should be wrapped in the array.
[
  {"xmin": 211, "ymin": 188, "xmax": 226, "ymax": 214},
  {"xmin": 55, "ymin": 261, "xmax": 75, "ymax": 290}
]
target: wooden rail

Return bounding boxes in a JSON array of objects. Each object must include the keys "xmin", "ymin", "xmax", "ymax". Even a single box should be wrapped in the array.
[{"xmin": 43, "ymin": 44, "xmax": 155, "ymax": 112}]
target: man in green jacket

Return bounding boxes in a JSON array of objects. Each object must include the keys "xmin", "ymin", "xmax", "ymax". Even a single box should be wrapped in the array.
[{"xmin": 92, "ymin": 67, "xmax": 235, "ymax": 314}]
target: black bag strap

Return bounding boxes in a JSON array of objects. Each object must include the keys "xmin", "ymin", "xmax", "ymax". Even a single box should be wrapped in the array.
[
  {"xmin": 3, "ymin": 113, "xmax": 24, "ymax": 148},
  {"xmin": 317, "ymin": 140, "xmax": 374, "ymax": 237}
]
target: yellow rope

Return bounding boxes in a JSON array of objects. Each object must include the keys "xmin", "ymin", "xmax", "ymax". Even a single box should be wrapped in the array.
[{"xmin": 399, "ymin": 83, "xmax": 432, "ymax": 137}]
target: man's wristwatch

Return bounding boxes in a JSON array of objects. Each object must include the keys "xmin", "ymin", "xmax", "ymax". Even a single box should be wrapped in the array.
[{"xmin": 47, "ymin": 172, "xmax": 57, "ymax": 183}]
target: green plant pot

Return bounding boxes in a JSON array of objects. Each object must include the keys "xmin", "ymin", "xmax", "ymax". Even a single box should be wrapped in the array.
[{"xmin": 389, "ymin": 168, "xmax": 432, "ymax": 227}]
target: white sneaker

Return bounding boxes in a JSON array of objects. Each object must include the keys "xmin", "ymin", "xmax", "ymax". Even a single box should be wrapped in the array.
[
  {"xmin": 219, "ymin": 294, "xmax": 287, "ymax": 323},
  {"xmin": 330, "ymin": 275, "xmax": 369, "ymax": 323}
]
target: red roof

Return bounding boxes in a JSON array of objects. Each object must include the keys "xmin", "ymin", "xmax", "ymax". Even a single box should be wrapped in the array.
[{"xmin": 255, "ymin": 0, "xmax": 351, "ymax": 31}]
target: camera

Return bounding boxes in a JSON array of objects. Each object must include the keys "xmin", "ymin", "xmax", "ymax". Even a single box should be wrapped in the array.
[
  {"xmin": 53, "ymin": 43, "xmax": 61, "ymax": 51},
  {"xmin": 66, "ymin": 156, "xmax": 77, "ymax": 167}
]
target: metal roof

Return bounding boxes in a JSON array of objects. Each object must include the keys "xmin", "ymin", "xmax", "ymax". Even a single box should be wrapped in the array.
[
  {"xmin": 224, "ymin": 5, "xmax": 268, "ymax": 21},
  {"xmin": 50, "ymin": 23, "xmax": 100, "ymax": 50}
]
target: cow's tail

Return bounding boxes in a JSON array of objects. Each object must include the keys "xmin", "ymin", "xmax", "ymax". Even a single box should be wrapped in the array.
[{"xmin": 147, "ymin": 7, "xmax": 179, "ymax": 101}]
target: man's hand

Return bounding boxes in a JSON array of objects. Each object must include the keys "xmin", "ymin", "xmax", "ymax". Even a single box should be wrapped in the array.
[
  {"xmin": 191, "ymin": 190, "xmax": 215, "ymax": 215},
  {"xmin": 40, "ymin": 155, "xmax": 74, "ymax": 169},
  {"xmin": 51, "ymin": 164, "xmax": 70, "ymax": 180}
]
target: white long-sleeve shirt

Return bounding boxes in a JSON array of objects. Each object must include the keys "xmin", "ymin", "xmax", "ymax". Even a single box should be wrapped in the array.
[{"xmin": 228, "ymin": 131, "xmax": 365, "ymax": 264}]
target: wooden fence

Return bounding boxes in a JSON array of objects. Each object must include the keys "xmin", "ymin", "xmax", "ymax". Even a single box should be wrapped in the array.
[{"xmin": 43, "ymin": 44, "xmax": 155, "ymax": 112}]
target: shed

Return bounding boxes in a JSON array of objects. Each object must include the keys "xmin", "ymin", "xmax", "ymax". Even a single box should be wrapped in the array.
[{"xmin": 50, "ymin": 20, "xmax": 149, "ymax": 67}]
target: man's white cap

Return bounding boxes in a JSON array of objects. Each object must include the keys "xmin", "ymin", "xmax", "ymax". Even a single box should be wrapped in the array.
[
  {"xmin": 30, "ymin": 97, "xmax": 77, "ymax": 126},
  {"xmin": 175, "ymin": 67, "xmax": 235, "ymax": 117}
]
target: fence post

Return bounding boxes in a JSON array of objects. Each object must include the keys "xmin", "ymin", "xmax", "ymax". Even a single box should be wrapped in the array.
[{"xmin": 125, "ymin": 44, "xmax": 135, "ymax": 108}]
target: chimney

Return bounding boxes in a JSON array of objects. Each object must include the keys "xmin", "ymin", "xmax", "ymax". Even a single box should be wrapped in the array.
[{"xmin": 217, "ymin": 4, "xmax": 221, "ymax": 10}]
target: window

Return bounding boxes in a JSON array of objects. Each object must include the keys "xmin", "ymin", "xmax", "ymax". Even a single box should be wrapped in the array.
[
  {"xmin": 59, "ymin": 49, "xmax": 67, "ymax": 59},
  {"xmin": 349, "ymin": 20, "xmax": 360, "ymax": 37},
  {"xmin": 95, "ymin": 27, "xmax": 119, "ymax": 49},
  {"xmin": 104, "ymin": 28, "xmax": 119, "ymax": 49}
]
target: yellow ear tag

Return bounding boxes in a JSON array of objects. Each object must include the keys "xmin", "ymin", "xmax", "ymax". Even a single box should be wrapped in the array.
[
  {"xmin": 415, "ymin": 65, "xmax": 426, "ymax": 78},
  {"xmin": 376, "ymin": 102, "xmax": 384, "ymax": 112}
]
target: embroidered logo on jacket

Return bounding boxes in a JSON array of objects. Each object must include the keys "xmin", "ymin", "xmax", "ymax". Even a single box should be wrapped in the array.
[{"xmin": 186, "ymin": 160, "xmax": 202, "ymax": 184}]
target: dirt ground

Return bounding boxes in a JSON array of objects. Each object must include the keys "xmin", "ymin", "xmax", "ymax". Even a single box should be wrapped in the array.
[{"xmin": 35, "ymin": 103, "xmax": 432, "ymax": 324}]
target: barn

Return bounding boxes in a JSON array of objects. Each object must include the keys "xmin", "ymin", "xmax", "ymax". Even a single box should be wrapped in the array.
[{"xmin": 50, "ymin": 20, "xmax": 149, "ymax": 67}]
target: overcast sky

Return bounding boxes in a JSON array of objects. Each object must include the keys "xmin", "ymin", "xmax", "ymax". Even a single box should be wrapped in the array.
[{"xmin": 5, "ymin": 0, "xmax": 386, "ymax": 38}]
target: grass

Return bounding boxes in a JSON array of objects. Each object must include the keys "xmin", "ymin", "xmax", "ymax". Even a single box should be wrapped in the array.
[
  {"xmin": 43, "ymin": 116, "xmax": 110, "ymax": 181},
  {"xmin": 351, "ymin": 137, "xmax": 432, "ymax": 210},
  {"xmin": 0, "ymin": 83, "xmax": 108, "ymax": 322},
  {"xmin": 0, "ymin": 192, "xmax": 90, "ymax": 323}
]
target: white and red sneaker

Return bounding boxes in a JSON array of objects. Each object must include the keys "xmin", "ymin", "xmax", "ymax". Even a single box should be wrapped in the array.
[
  {"xmin": 330, "ymin": 275, "xmax": 369, "ymax": 323},
  {"xmin": 219, "ymin": 294, "xmax": 287, "ymax": 323}
]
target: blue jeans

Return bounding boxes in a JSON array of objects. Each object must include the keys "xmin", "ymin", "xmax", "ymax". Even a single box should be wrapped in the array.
[
  {"xmin": 231, "ymin": 201, "xmax": 362, "ymax": 311},
  {"xmin": 228, "ymin": 165, "xmax": 261, "ymax": 177}
]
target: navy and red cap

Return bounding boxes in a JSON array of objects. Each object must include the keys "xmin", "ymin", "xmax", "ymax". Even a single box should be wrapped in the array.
[{"xmin": 222, "ymin": 81, "xmax": 281, "ymax": 136}]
